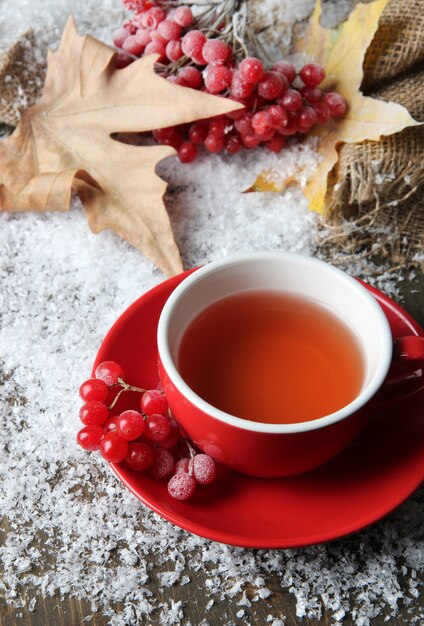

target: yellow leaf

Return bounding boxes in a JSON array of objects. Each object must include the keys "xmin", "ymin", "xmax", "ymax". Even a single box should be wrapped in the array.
[
  {"xmin": 0, "ymin": 18, "xmax": 243, "ymax": 276},
  {"xmin": 250, "ymin": 0, "xmax": 420, "ymax": 214}
]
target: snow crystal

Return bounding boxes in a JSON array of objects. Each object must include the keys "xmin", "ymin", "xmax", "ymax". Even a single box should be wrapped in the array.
[{"xmin": 0, "ymin": 0, "xmax": 423, "ymax": 625}]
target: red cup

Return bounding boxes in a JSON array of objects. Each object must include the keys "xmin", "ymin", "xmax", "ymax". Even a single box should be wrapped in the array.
[{"xmin": 157, "ymin": 253, "xmax": 424, "ymax": 477}]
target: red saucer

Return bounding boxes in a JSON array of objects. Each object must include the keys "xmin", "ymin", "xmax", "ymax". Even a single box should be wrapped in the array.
[{"xmin": 94, "ymin": 271, "xmax": 424, "ymax": 548}]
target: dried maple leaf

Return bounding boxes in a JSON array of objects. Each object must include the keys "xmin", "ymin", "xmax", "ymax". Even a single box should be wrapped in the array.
[
  {"xmin": 249, "ymin": 0, "xmax": 420, "ymax": 214},
  {"xmin": 0, "ymin": 18, "xmax": 242, "ymax": 276}
]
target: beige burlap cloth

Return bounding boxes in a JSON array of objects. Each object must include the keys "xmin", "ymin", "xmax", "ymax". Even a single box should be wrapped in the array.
[{"xmin": 323, "ymin": 0, "xmax": 424, "ymax": 267}]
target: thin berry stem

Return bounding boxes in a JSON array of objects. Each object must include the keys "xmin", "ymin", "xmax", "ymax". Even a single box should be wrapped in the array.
[{"xmin": 107, "ymin": 378, "xmax": 147, "ymax": 410}]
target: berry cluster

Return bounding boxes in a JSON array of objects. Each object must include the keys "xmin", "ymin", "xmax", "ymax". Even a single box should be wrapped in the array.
[
  {"xmin": 77, "ymin": 360, "xmax": 217, "ymax": 501},
  {"xmin": 112, "ymin": 0, "xmax": 347, "ymax": 162}
]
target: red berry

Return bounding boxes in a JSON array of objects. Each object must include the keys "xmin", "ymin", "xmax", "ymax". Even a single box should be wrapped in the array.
[
  {"xmin": 204, "ymin": 65, "xmax": 231, "ymax": 94},
  {"xmin": 100, "ymin": 432, "xmax": 128, "ymax": 463},
  {"xmin": 181, "ymin": 30, "xmax": 206, "ymax": 63},
  {"xmin": 208, "ymin": 117, "xmax": 227, "ymax": 137},
  {"xmin": 125, "ymin": 441, "xmax": 154, "ymax": 471},
  {"xmin": 144, "ymin": 40, "xmax": 166, "ymax": 60},
  {"xmin": 79, "ymin": 401, "xmax": 109, "ymax": 427},
  {"xmin": 148, "ymin": 448, "xmax": 175, "ymax": 480},
  {"xmin": 251, "ymin": 110, "xmax": 272, "ymax": 135},
  {"xmin": 189, "ymin": 121, "xmax": 208, "ymax": 144},
  {"xmin": 113, "ymin": 27, "xmax": 131, "ymax": 48},
  {"xmin": 297, "ymin": 106, "xmax": 317, "ymax": 129},
  {"xmin": 239, "ymin": 57, "xmax": 264, "ymax": 83},
  {"xmin": 314, "ymin": 101, "xmax": 331, "ymax": 124},
  {"xmin": 255, "ymin": 128, "xmax": 275, "ymax": 142},
  {"xmin": 191, "ymin": 454, "xmax": 217, "ymax": 485},
  {"xmin": 230, "ymin": 71, "xmax": 254, "ymax": 99},
  {"xmin": 266, "ymin": 134, "xmax": 286, "ymax": 153},
  {"xmin": 122, "ymin": 18, "xmax": 137, "ymax": 34},
  {"xmin": 234, "ymin": 114, "xmax": 253, "ymax": 136},
  {"xmin": 279, "ymin": 88, "xmax": 302, "ymax": 112},
  {"xmin": 271, "ymin": 60, "xmax": 296, "ymax": 84},
  {"xmin": 168, "ymin": 472, "xmax": 196, "ymax": 500},
  {"xmin": 178, "ymin": 142, "xmax": 197, "ymax": 163},
  {"xmin": 79, "ymin": 378, "xmax": 108, "ymax": 403},
  {"xmin": 95, "ymin": 361, "xmax": 124, "ymax": 386},
  {"xmin": 122, "ymin": 35, "xmax": 144, "ymax": 56},
  {"xmin": 279, "ymin": 118, "xmax": 298, "ymax": 136},
  {"xmin": 204, "ymin": 133, "xmax": 224, "ymax": 153},
  {"xmin": 225, "ymin": 133, "xmax": 242, "ymax": 155},
  {"xmin": 178, "ymin": 66, "xmax": 202, "ymax": 89},
  {"xmin": 267, "ymin": 104, "xmax": 288, "ymax": 129},
  {"xmin": 144, "ymin": 413, "xmax": 171, "ymax": 442},
  {"xmin": 323, "ymin": 92, "xmax": 347, "ymax": 117},
  {"xmin": 202, "ymin": 39, "xmax": 228, "ymax": 65},
  {"xmin": 150, "ymin": 30, "xmax": 167, "ymax": 45},
  {"xmin": 116, "ymin": 410, "xmax": 145, "ymax": 441},
  {"xmin": 258, "ymin": 71, "xmax": 288, "ymax": 100},
  {"xmin": 141, "ymin": 389, "xmax": 168, "ymax": 416},
  {"xmin": 300, "ymin": 63, "xmax": 325, "ymax": 87},
  {"xmin": 115, "ymin": 51, "xmax": 133, "ymax": 69},
  {"xmin": 166, "ymin": 39, "xmax": 183, "ymax": 62},
  {"xmin": 174, "ymin": 6, "xmax": 193, "ymax": 27},
  {"xmin": 104, "ymin": 416, "xmax": 118, "ymax": 432},
  {"xmin": 77, "ymin": 425, "xmax": 105, "ymax": 451},
  {"xmin": 141, "ymin": 6, "xmax": 166, "ymax": 29},
  {"xmin": 157, "ymin": 19, "xmax": 181, "ymax": 41},
  {"xmin": 301, "ymin": 86, "xmax": 322, "ymax": 104},
  {"xmin": 241, "ymin": 133, "xmax": 260, "ymax": 149},
  {"xmin": 174, "ymin": 457, "xmax": 190, "ymax": 474},
  {"xmin": 135, "ymin": 28, "xmax": 152, "ymax": 48},
  {"xmin": 158, "ymin": 418, "xmax": 182, "ymax": 450}
]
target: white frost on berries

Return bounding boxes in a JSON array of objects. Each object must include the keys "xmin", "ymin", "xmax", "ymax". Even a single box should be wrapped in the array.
[{"xmin": 0, "ymin": 0, "xmax": 423, "ymax": 625}]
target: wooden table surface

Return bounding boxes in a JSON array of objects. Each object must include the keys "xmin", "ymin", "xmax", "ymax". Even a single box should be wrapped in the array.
[{"xmin": 1, "ymin": 268, "xmax": 423, "ymax": 626}]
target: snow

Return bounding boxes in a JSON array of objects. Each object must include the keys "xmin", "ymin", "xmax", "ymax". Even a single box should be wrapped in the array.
[{"xmin": 0, "ymin": 0, "xmax": 423, "ymax": 625}]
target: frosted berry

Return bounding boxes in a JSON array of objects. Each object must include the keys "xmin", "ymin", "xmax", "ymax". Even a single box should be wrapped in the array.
[
  {"xmin": 113, "ymin": 27, "xmax": 131, "ymax": 48},
  {"xmin": 258, "ymin": 71, "xmax": 287, "ymax": 100},
  {"xmin": 251, "ymin": 110, "xmax": 272, "ymax": 135},
  {"xmin": 77, "ymin": 425, "xmax": 105, "ymax": 451},
  {"xmin": 272, "ymin": 60, "xmax": 296, "ymax": 84},
  {"xmin": 178, "ymin": 66, "xmax": 202, "ymax": 89},
  {"xmin": 181, "ymin": 30, "xmax": 206, "ymax": 63},
  {"xmin": 239, "ymin": 57, "xmax": 264, "ymax": 83},
  {"xmin": 174, "ymin": 457, "xmax": 190, "ymax": 474},
  {"xmin": 135, "ymin": 28, "xmax": 152, "ymax": 48},
  {"xmin": 267, "ymin": 104, "xmax": 288, "ymax": 129},
  {"xmin": 141, "ymin": 6, "xmax": 166, "ymax": 29},
  {"xmin": 279, "ymin": 88, "xmax": 302, "ymax": 112},
  {"xmin": 100, "ymin": 432, "xmax": 128, "ymax": 463},
  {"xmin": 148, "ymin": 448, "xmax": 175, "ymax": 480},
  {"xmin": 255, "ymin": 128, "xmax": 274, "ymax": 142},
  {"xmin": 123, "ymin": 35, "xmax": 145, "ymax": 56},
  {"xmin": 204, "ymin": 133, "xmax": 224, "ymax": 153},
  {"xmin": 144, "ymin": 40, "xmax": 166, "ymax": 60},
  {"xmin": 157, "ymin": 19, "xmax": 181, "ymax": 41},
  {"xmin": 95, "ymin": 361, "xmax": 124, "ymax": 386},
  {"xmin": 301, "ymin": 86, "xmax": 322, "ymax": 104},
  {"xmin": 300, "ymin": 63, "xmax": 325, "ymax": 87},
  {"xmin": 79, "ymin": 378, "xmax": 108, "ymax": 403},
  {"xmin": 166, "ymin": 39, "xmax": 183, "ymax": 62},
  {"xmin": 191, "ymin": 454, "xmax": 217, "ymax": 485},
  {"xmin": 230, "ymin": 71, "xmax": 254, "ymax": 99},
  {"xmin": 144, "ymin": 413, "xmax": 171, "ymax": 442},
  {"xmin": 225, "ymin": 133, "xmax": 242, "ymax": 154},
  {"xmin": 150, "ymin": 30, "xmax": 167, "ymax": 45},
  {"xmin": 116, "ymin": 410, "xmax": 145, "ymax": 441},
  {"xmin": 202, "ymin": 39, "xmax": 228, "ymax": 65},
  {"xmin": 178, "ymin": 142, "xmax": 197, "ymax": 163},
  {"xmin": 168, "ymin": 472, "xmax": 196, "ymax": 501},
  {"xmin": 208, "ymin": 117, "xmax": 227, "ymax": 137},
  {"xmin": 125, "ymin": 441, "xmax": 154, "ymax": 471},
  {"xmin": 173, "ymin": 5, "xmax": 193, "ymax": 28},
  {"xmin": 141, "ymin": 389, "xmax": 168, "ymax": 416},
  {"xmin": 204, "ymin": 65, "xmax": 231, "ymax": 94},
  {"xmin": 241, "ymin": 133, "xmax": 260, "ymax": 149},
  {"xmin": 189, "ymin": 122, "xmax": 208, "ymax": 144},
  {"xmin": 323, "ymin": 92, "xmax": 347, "ymax": 117},
  {"xmin": 158, "ymin": 418, "xmax": 181, "ymax": 449},
  {"xmin": 234, "ymin": 115, "xmax": 253, "ymax": 136},
  {"xmin": 79, "ymin": 401, "xmax": 109, "ymax": 427}
]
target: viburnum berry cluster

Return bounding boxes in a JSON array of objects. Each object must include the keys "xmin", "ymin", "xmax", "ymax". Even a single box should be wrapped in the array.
[
  {"xmin": 112, "ymin": 0, "xmax": 347, "ymax": 162},
  {"xmin": 77, "ymin": 360, "xmax": 217, "ymax": 501}
]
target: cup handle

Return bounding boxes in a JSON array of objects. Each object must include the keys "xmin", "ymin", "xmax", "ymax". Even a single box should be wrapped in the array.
[{"xmin": 384, "ymin": 336, "xmax": 424, "ymax": 388}]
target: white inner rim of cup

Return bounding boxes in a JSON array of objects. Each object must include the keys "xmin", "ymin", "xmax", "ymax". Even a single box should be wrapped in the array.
[{"xmin": 157, "ymin": 252, "xmax": 393, "ymax": 433}]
